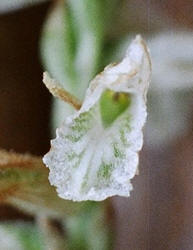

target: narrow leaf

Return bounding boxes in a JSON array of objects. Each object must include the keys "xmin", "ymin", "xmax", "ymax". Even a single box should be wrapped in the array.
[{"xmin": 0, "ymin": 149, "xmax": 84, "ymax": 217}]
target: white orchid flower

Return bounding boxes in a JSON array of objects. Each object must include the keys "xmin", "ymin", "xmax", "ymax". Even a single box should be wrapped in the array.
[
  {"xmin": 146, "ymin": 31, "xmax": 193, "ymax": 146},
  {"xmin": 43, "ymin": 35, "xmax": 151, "ymax": 201}
]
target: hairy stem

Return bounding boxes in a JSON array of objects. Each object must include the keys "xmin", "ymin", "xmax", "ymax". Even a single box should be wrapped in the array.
[{"xmin": 43, "ymin": 72, "xmax": 82, "ymax": 110}]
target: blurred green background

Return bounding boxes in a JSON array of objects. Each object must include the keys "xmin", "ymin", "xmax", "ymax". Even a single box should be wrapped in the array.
[{"xmin": 0, "ymin": 0, "xmax": 193, "ymax": 249}]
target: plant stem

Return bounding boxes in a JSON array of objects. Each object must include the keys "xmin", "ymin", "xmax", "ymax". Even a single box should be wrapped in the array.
[{"xmin": 43, "ymin": 72, "xmax": 82, "ymax": 110}]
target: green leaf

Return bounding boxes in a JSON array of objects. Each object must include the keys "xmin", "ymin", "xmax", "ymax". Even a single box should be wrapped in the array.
[
  {"xmin": 40, "ymin": 0, "xmax": 119, "ymax": 131},
  {"xmin": 40, "ymin": 0, "xmax": 106, "ymax": 100},
  {"xmin": 66, "ymin": 203, "xmax": 111, "ymax": 250},
  {"xmin": 0, "ymin": 223, "xmax": 43, "ymax": 250},
  {"xmin": 0, "ymin": 150, "xmax": 85, "ymax": 217}
]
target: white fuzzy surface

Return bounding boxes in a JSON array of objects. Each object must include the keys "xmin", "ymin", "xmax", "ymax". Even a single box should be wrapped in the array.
[{"xmin": 43, "ymin": 36, "xmax": 151, "ymax": 201}]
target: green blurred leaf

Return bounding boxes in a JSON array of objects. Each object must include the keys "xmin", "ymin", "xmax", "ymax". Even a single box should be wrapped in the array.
[
  {"xmin": 0, "ymin": 223, "xmax": 43, "ymax": 250},
  {"xmin": 41, "ymin": 0, "xmax": 105, "ymax": 100},
  {"xmin": 66, "ymin": 202, "xmax": 112, "ymax": 250},
  {"xmin": 40, "ymin": 0, "xmax": 119, "ymax": 131},
  {"xmin": 0, "ymin": 149, "xmax": 86, "ymax": 218}
]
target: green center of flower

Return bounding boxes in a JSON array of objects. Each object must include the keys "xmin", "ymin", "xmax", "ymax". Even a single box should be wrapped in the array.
[{"xmin": 100, "ymin": 89, "xmax": 131, "ymax": 128}]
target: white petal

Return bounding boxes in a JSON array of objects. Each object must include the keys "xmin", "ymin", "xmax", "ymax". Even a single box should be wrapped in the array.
[
  {"xmin": 145, "ymin": 31, "xmax": 193, "ymax": 146},
  {"xmin": 43, "ymin": 35, "xmax": 151, "ymax": 201},
  {"xmin": 149, "ymin": 31, "xmax": 193, "ymax": 91}
]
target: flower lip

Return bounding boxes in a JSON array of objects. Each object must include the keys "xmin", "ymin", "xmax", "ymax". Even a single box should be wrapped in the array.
[{"xmin": 43, "ymin": 35, "xmax": 151, "ymax": 201}]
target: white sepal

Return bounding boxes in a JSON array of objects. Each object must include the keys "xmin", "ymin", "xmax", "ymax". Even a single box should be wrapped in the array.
[{"xmin": 43, "ymin": 35, "xmax": 151, "ymax": 201}]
